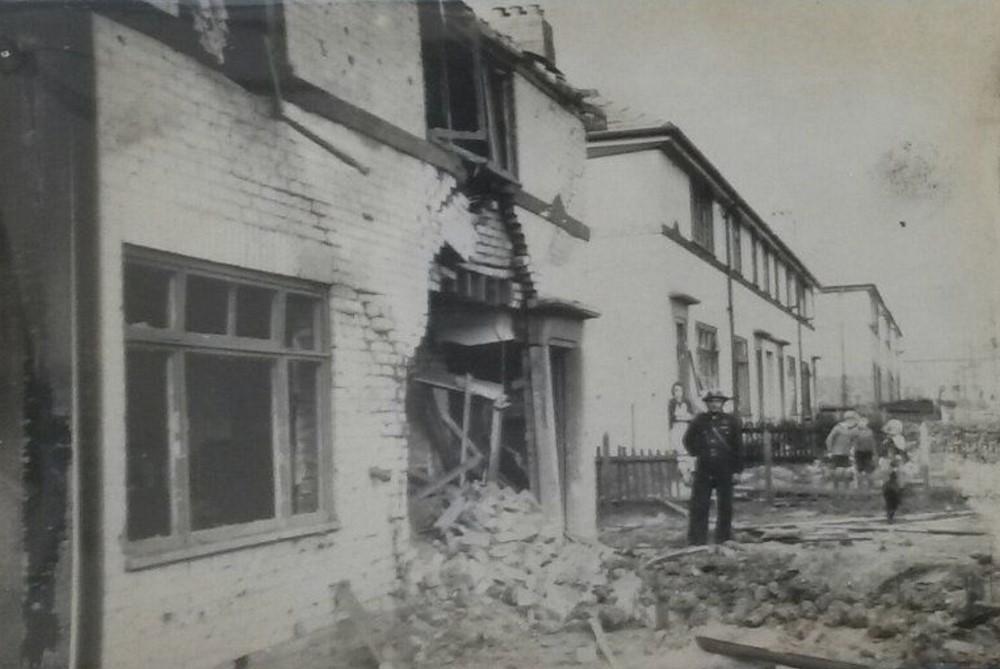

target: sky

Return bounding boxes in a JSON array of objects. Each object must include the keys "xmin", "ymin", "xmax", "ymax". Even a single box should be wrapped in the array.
[{"xmin": 477, "ymin": 0, "xmax": 1000, "ymax": 395}]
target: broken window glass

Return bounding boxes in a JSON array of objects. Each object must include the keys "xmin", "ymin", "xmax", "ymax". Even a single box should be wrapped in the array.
[
  {"xmin": 186, "ymin": 274, "xmax": 229, "ymax": 334},
  {"xmin": 126, "ymin": 348, "xmax": 172, "ymax": 540},
  {"xmin": 289, "ymin": 361, "xmax": 320, "ymax": 515},
  {"xmin": 125, "ymin": 263, "xmax": 171, "ymax": 329},
  {"xmin": 286, "ymin": 294, "xmax": 318, "ymax": 350},
  {"xmin": 187, "ymin": 354, "xmax": 275, "ymax": 531},
  {"xmin": 235, "ymin": 284, "xmax": 274, "ymax": 339}
]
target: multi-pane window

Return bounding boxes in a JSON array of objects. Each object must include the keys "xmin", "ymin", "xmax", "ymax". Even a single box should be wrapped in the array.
[
  {"xmin": 124, "ymin": 249, "xmax": 330, "ymax": 552},
  {"xmin": 690, "ymin": 180, "xmax": 714, "ymax": 252},
  {"xmin": 774, "ymin": 260, "xmax": 782, "ymax": 303},
  {"xmin": 695, "ymin": 323, "xmax": 719, "ymax": 390},
  {"xmin": 751, "ymin": 233, "xmax": 759, "ymax": 286},
  {"xmin": 762, "ymin": 249, "xmax": 771, "ymax": 295},
  {"xmin": 786, "ymin": 355, "xmax": 798, "ymax": 417},
  {"xmin": 420, "ymin": 5, "xmax": 517, "ymax": 174},
  {"xmin": 730, "ymin": 217, "xmax": 742, "ymax": 275},
  {"xmin": 734, "ymin": 337, "xmax": 751, "ymax": 416}
]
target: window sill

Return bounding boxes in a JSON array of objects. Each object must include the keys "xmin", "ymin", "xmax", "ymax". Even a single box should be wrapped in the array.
[{"xmin": 123, "ymin": 519, "xmax": 341, "ymax": 572}]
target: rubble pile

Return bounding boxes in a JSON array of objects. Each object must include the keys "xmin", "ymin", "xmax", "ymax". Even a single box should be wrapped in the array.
[
  {"xmin": 391, "ymin": 483, "xmax": 653, "ymax": 665},
  {"xmin": 647, "ymin": 547, "xmax": 1000, "ymax": 666}
]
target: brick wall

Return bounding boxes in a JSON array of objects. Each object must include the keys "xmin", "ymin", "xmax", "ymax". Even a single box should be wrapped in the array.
[
  {"xmin": 283, "ymin": 0, "xmax": 426, "ymax": 137},
  {"xmin": 93, "ymin": 14, "xmax": 467, "ymax": 668}
]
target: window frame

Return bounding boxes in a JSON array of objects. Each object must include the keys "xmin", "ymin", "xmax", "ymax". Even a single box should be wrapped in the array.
[
  {"xmin": 729, "ymin": 215, "xmax": 742, "ymax": 275},
  {"xmin": 122, "ymin": 247, "xmax": 336, "ymax": 568},
  {"xmin": 421, "ymin": 12, "xmax": 518, "ymax": 176},
  {"xmin": 762, "ymin": 248, "xmax": 771, "ymax": 295},
  {"xmin": 695, "ymin": 322, "xmax": 720, "ymax": 390},
  {"xmin": 690, "ymin": 179, "xmax": 715, "ymax": 253}
]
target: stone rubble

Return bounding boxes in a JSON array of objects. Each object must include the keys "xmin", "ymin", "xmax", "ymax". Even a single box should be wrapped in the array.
[
  {"xmin": 646, "ymin": 546, "xmax": 1000, "ymax": 667},
  {"xmin": 390, "ymin": 482, "xmax": 654, "ymax": 666}
]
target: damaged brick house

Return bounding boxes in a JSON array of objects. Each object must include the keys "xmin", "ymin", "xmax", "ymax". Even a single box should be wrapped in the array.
[
  {"xmin": 580, "ymin": 120, "xmax": 822, "ymax": 453},
  {"xmin": 0, "ymin": 1, "xmax": 599, "ymax": 667}
]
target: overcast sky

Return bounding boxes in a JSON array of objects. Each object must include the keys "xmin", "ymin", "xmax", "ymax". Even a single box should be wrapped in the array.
[{"xmin": 478, "ymin": 0, "xmax": 1000, "ymax": 391}]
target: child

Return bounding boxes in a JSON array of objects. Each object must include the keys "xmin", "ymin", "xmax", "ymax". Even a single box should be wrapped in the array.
[{"xmin": 852, "ymin": 417, "xmax": 877, "ymax": 489}]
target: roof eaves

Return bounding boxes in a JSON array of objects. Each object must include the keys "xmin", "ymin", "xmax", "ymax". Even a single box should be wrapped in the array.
[{"xmin": 589, "ymin": 123, "xmax": 821, "ymax": 287}]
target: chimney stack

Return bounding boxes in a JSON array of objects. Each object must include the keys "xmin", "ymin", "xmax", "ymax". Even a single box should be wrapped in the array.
[{"xmin": 490, "ymin": 5, "xmax": 556, "ymax": 66}]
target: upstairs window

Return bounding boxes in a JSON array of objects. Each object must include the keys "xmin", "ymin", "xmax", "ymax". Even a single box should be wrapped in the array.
[
  {"xmin": 690, "ymin": 180, "xmax": 714, "ymax": 252},
  {"xmin": 751, "ymin": 233, "xmax": 759, "ymax": 286},
  {"xmin": 729, "ymin": 217, "xmax": 742, "ymax": 275},
  {"xmin": 695, "ymin": 323, "xmax": 719, "ymax": 389},
  {"xmin": 123, "ymin": 249, "xmax": 331, "ymax": 558},
  {"xmin": 762, "ymin": 249, "xmax": 771, "ymax": 295},
  {"xmin": 773, "ymin": 260, "xmax": 782, "ymax": 303},
  {"xmin": 420, "ymin": 6, "xmax": 517, "ymax": 175}
]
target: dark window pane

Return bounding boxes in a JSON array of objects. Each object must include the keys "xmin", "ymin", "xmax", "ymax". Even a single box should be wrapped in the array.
[
  {"xmin": 285, "ymin": 294, "xmax": 318, "ymax": 350},
  {"xmin": 126, "ymin": 348, "xmax": 172, "ymax": 540},
  {"xmin": 187, "ymin": 354, "xmax": 274, "ymax": 530},
  {"xmin": 125, "ymin": 263, "xmax": 171, "ymax": 328},
  {"xmin": 235, "ymin": 285, "xmax": 273, "ymax": 339},
  {"xmin": 186, "ymin": 275, "xmax": 229, "ymax": 334},
  {"xmin": 445, "ymin": 39, "xmax": 479, "ymax": 131},
  {"xmin": 289, "ymin": 361, "xmax": 320, "ymax": 514}
]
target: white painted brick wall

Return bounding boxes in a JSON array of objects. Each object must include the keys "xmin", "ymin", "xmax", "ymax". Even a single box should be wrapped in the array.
[
  {"xmin": 93, "ymin": 14, "xmax": 467, "ymax": 669},
  {"xmin": 283, "ymin": 0, "xmax": 426, "ymax": 137},
  {"xmin": 514, "ymin": 75, "xmax": 587, "ymax": 220}
]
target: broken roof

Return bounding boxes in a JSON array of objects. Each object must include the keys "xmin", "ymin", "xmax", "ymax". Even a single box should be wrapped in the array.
[{"xmin": 430, "ymin": 1, "xmax": 604, "ymax": 124}]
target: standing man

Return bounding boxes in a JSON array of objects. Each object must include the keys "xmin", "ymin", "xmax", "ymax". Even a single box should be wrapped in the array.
[{"xmin": 683, "ymin": 388, "xmax": 743, "ymax": 545}]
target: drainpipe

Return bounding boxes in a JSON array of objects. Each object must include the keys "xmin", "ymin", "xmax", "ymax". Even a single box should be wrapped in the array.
[
  {"xmin": 724, "ymin": 211, "xmax": 738, "ymax": 411},
  {"xmin": 796, "ymin": 303, "xmax": 804, "ymax": 420}
]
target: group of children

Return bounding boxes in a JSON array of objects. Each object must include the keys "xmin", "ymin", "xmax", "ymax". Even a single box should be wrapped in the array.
[{"xmin": 824, "ymin": 410, "xmax": 913, "ymax": 491}]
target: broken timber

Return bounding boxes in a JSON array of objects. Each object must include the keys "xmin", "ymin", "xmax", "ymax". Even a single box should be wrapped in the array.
[
  {"xmin": 696, "ymin": 636, "xmax": 870, "ymax": 669},
  {"xmin": 415, "ymin": 453, "xmax": 484, "ymax": 500},
  {"xmin": 588, "ymin": 616, "xmax": 622, "ymax": 669}
]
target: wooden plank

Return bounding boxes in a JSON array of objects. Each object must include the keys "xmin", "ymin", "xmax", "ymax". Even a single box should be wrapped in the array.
[
  {"xmin": 737, "ymin": 510, "xmax": 976, "ymax": 533},
  {"xmin": 486, "ymin": 405, "xmax": 503, "ymax": 484},
  {"xmin": 415, "ymin": 454, "xmax": 483, "ymax": 500},
  {"xmin": 695, "ymin": 636, "xmax": 870, "ymax": 669},
  {"xmin": 430, "ymin": 387, "xmax": 484, "ymax": 458},
  {"xmin": 412, "ymin": 370, "xmax": 506, "ymax": 401},
  {"xmin": 459, "ymin": 374, "xmax": 473, "ymax": 486},
  {"xmin": 643, "ymin": 545, "xmax": 712, "ymax": 569},
  {"xmin": 661, "ymin": 499, "xmax": 689, "ymax": 518},
  {"xmin": 588, "ymin": 616, "xmax": 622, "ymax": 669}
]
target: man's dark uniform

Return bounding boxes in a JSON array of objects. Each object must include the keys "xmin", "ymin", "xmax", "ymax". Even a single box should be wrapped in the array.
[{"xmin": 682, "ymin": 393, "xmax": 743, "ymax": 545}]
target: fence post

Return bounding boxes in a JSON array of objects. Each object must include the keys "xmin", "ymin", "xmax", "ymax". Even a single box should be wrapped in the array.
[
  {"xmin": 919, "ymin": 421, "xmax": 931, "ymax": 498},
  {"xmin": 763, "ymin": 427, "xmax": 774, "ymax": 505}
]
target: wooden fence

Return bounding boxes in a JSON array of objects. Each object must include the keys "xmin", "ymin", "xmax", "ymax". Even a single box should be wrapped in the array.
[
  {"xmin": 596, "ymin": 422, "xmax": 828, "ymax": 505},
  {"xmin": 596, "ymin": 444, "xmax": 685, "ymax": 504},
  {"xmin": 741, "ymin": 422, "xmax": 826, "ymax": 465}
]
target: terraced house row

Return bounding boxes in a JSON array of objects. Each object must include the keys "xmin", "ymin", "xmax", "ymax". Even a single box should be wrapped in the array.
[{"xmin": 0, "ymin": 1, "xmax": 902, "ymax": 667}]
